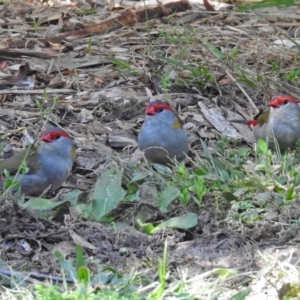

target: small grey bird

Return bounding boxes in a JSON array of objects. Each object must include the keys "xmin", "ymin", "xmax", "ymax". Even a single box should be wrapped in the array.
[
  {"xmin": 0, "ymin": 127, "xmax": 75, "ymax": 195},
  {"xmin": 232, "ymin": 95, "xmax": 300, "ymax": 151},
  {"xmin": 138, "ymin": 101, "xmax": 189, "ymax": 165}
]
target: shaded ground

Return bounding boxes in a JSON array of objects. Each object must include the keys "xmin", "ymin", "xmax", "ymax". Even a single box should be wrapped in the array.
[
  {"xmin": 1, "ymin": 0, "xmax": 300, "ymax": 298},
  {"xmin": 2, "ymin": 192, "xmax": 300, "ymax": 297}
]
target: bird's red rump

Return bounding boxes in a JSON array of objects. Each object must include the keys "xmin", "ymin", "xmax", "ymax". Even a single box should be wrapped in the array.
[
  {"xmin": 145, "ymin": 101, "xmax": 172, "ymax": 115},
  {"xmin": 41, "ymin": 130, "xmax": 70, "ymax": 143},
  {"xmin": 246, "ymin": 120, "xmax": 259, "ymax": 126}
]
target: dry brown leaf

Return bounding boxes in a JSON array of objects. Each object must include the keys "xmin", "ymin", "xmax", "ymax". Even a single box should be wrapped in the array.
[
  {"xmin": 69, "ymin": 230, "xmax": 98, "ymax": 250},
  {"xmin": 1, "ymin": 62, "xmax": 30, "ymax": 85},
  {"xmin": 203, "ymin": 0, "xmax": 215, "ymax": 11}
]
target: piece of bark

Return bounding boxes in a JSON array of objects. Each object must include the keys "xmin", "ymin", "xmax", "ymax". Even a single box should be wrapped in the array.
[
  {"xmin": 198, "ymin": 101, "xmax": 243, "ymax": 140},
  {"xmin": 1, "ymin": 62, "xmax": 30, "ymax": 85}
]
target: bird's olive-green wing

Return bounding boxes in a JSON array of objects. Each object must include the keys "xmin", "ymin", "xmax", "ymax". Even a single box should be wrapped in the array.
[
  {"xmin": 0, "ymin": 147, "xmax": 40, "ymax": 175},
  {"xmin": 256, "ymin": 109, "xmax": 270, "ymax": 126}
]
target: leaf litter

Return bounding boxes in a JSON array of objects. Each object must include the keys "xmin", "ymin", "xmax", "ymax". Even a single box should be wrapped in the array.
[{"xmin": 0, "ymin": 0, "xmax": 300, "ymax": 297}]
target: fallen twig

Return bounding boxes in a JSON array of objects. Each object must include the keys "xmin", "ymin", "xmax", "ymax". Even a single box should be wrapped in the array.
[{"xmin": 0, "ymin": 269, "xmax": 75, "ymax": 284}]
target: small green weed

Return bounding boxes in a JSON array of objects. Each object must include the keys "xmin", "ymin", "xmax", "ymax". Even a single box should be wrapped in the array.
[
  {"xmin": 76, "ymin": 9, "xmax": 97, "ymax": 16},
  {"xmin": 271, "ymin": 57, "xmax": 280, "ymax": 74},
  {"xmin": 51, "ymin": 245, "xmax": 142, "ymax": 299},
  {"xmin": 33, "ymin": 18, "xmax": 41, "ymax": 33},
  {"xmin": 237, "ymin": 0, "xmax": 299, "ymax": 11},
  {"xmin": 160, "ymin": 73, "xmax": 173, "ymax": 93},
  {"xmin": 0, "ymin": 0, "xmax": 11, "ymax": 4},
  {"xmin": 148, "ymin": 241, "xmax": 168, "ymax": 299},
  {"xmin": 110, "ymin": 58, "xmax": 141, "ymax": 76},
  {"xmin": 286, "ymin": 68, "xmax": 300, "ymax": 84},
  {"xmin": 87, "ymin": 38, "xmax": 92, "ymax": 54}
]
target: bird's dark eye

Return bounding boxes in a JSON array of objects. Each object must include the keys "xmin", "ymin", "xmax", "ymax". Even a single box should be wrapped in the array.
[
  {"xmin": 56, "ymin": 134, "xmax": 61, "ymax": 139},
  {"xmin": 158, "ymin": 106, "xmax": 164, "ymax": 112},
  {"xmin": 283, "ymin": 99, "xmax": 289, "ymax": 104}
]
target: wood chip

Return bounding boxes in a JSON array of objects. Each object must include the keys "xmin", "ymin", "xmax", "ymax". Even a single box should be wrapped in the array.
[{"xmin": 198, "ymin": 101, "xmax": 242, "ymax": 140}]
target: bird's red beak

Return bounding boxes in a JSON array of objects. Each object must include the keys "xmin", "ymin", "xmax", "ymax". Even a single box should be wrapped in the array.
[
  {"xmin": 41, "ymin": 133, "xmax": 52, "ymax": 143},
  {"xmin": 146, "ymin": 106, "xmax": 155, "ymax": 115},
  {"xmin": 268, "ymin": 98, "xmax": 280, "ymax": 108}
]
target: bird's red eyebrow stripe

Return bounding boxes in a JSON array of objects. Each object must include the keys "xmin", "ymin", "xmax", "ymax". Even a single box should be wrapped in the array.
[
  {"xmin": 43, "ymin": 130, "xmax": 70, "ymax": 139},
  {"xmin": 153, "ymin": 103, "xmax": 172, "ymax": 110},
  {"xmin": 146, "ymin": 102, "xmax": 172, "ymax": 113},
  {"xmin": 51, "ymin": 131, "xmax": 70, "ymax": 138},
  {"xmin": 270, "ymin": 95, "xmax": 297, "ymax": 105}
]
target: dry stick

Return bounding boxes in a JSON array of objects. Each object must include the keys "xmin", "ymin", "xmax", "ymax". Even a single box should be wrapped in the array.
[
  {"xmin": 213, "ymin": 75, "xmax": 223, "ymax": 96},
  {"xmin": 145, "ymin": 87, "xmax": 157, "ymax": 102},
  {"xmin": 0, "ymin": 49, "xmax": 56, "ymax": 59},
  {"xmin": 0, "ymin": 269, "xmax": 75, "ymax": 284},
  {"xmin": 47, "ymin": 58, "xmax": 54, "ymax": 75},
  {"xmin": 38, "ymin": 184, "xmax": 52, "ymax": 198},
  {"xmin": 60, "ymin": 184, "xmax": 89, "ymax": 191},
  {"xmin": 225, "ymin": 70, "xmax": 259, "ymax": 114},
  {"xmin": 0, "ymin": 89, "xmax": 75, "ymax": 95}
]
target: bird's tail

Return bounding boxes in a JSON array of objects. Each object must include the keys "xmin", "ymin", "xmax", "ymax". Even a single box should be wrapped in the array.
[
  {"xmin": 230, "ymin": 119, "xmax": 258, "ymax": 126},
  {"xmin": 230, "ymin": 119, "xmax": 248, "ymax": 124}
]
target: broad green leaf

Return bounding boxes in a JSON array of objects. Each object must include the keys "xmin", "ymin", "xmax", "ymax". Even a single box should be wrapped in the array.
[
  {"xmin": 3, "ymin": 169, "xmax": 10, "ymax": 177},
  {"xmin": 91, "ymin": 268, "xmax": 125, "ymax": 287},
  {"xmin": 4, "ymin": 179, "xmax": 20, "ymax": 191},
  {"xmin": 229, "ymin": 288, "xmax": 252, "ymax": 300},
  {"xmin": 200, "ymin": 139, "xmax": 215, "ymax": 169},
  {"xmin": 21, "ymin": 198, "xmax": 67, "ymax": 211},
  {"xmin": 152, "ymin": 163, "xmax": 172, "ymax": 174},
  {"xmin": 214, "ymin": 268, "xmax": 236, "ymax": 278},
  {"xmin": 214, "ymin": 159, "xmax": 226, "ymax": 173},
  {"xmin": 158, "ymin": 185, "xmax": 181, "ymax": 212},
  {"xmin": 219, "ymin": 169, "xmax": 230, "ymax": 182},
  {"xmin": 55, "ymin": 251, "xmax": 77, "ymax": 279},
  {"xmin": 91, "ymin": 168, "xmax": 126, "ymax": 221},
  {"xmin": 76, "ymin": 245, "xmax": 85, "ymax": 270},
  {"xmin": 151, "ymin": 213, "xmax": 198, "ymax": 234},
  {"xmin": 257, "ymin": 139, "xmax": 268, "ymax": 153},
  {"xmin": 77, "ymin": 267, "xmax": 90, "ymax": 287},
  {"xmin": 237, "ymin": 148, "xmax": 249, "ymax": 156},
  {"xmin": 286, "ymin": 185, "xmax": 295, "ymax": 201},
  {"xmin": 130, "ymin": 171, "xmax": 148, "ymax": 183},
  {"xmin": 139, "ymin": 222, "xmax": 155, "ymax": 235},
  {"xmin": 62, "ymin": 189, "xmax": 83, "ymax": 206}
]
